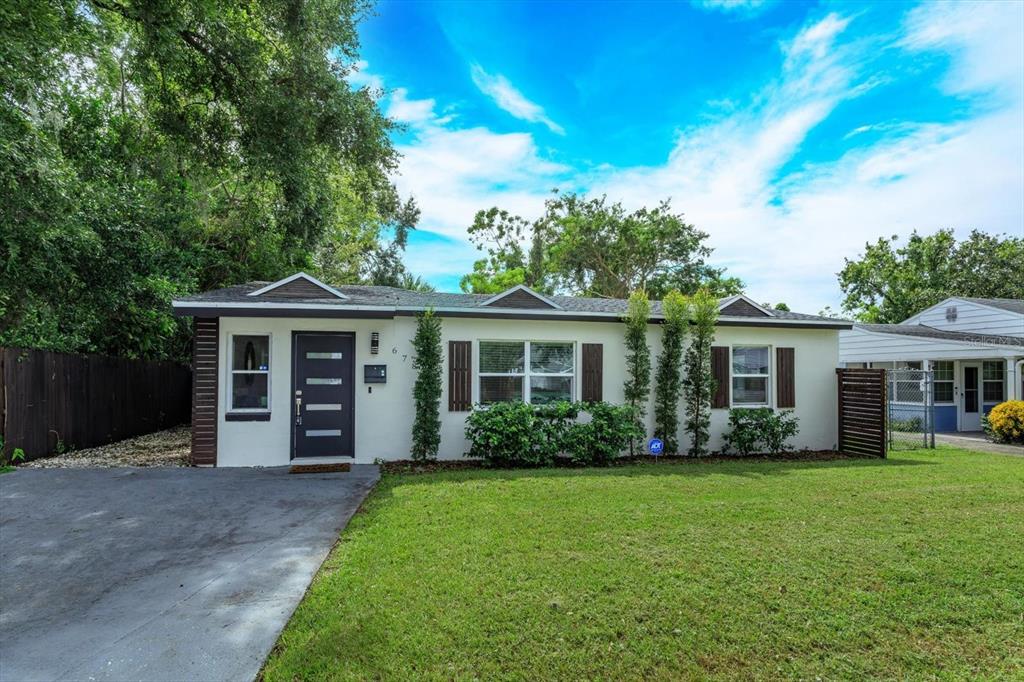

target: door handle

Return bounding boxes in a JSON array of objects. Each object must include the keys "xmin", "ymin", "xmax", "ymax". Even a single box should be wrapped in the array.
[{"xmin": 295, "ymin": 396, "xmax": 302, "ymax": 416}]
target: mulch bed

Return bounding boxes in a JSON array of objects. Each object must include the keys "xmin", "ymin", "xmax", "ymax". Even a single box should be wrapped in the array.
[
  {"xmin": 380, "ymin": 450, "xmax": 871, "ymax": 475},
  {"xmin": 23, "ymin": 426, "xmax": 191, "ymax": 468}
]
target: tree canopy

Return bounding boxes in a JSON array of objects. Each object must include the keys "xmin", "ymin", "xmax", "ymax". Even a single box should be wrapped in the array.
[
  {"xmin": 839, "ymin": 229, "xmax": 1024, "ymax": 323},
  {"xmin": 1, "ymin": 0, "xmax": 422, "ymax": 361},
  {"xmin": 460, "ymin": 192, "xmax": 743, "ymax": 299}
]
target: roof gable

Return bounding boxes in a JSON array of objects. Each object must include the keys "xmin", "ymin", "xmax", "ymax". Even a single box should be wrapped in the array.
[
  {"xmin": 247, "ymin": 273, "xmax": 348, "ymax": 300},
  {"xmin": 902, "ymin": 296, "xmax": 1024, "ymax": 323},
  {"xmin": 481, "ymin": 285, "xmax": 562, "ymax": 310},
  {"xmin": 718, "ymin": 295, "xmax": 774, "ymax": 318}
]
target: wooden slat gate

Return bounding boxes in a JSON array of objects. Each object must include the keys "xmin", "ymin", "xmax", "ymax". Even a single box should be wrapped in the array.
[{"xmin": 836, "ymin": 368, "xmax": 887, "ymax": 458}]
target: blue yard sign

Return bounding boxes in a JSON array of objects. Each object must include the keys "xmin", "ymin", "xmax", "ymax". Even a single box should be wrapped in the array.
[{"xmin": 649, "ymin": 438, "xmax": 664, "ymax": 456}]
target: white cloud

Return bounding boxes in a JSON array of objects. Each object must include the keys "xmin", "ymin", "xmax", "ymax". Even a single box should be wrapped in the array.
[
  {"xmin": 394, "ymin": 125, "xmax": 568, "ymax": 239},
  {"xmin": 469, "ymin": 64, "xmax": 566, "ymax": 135},
  {"xmin": 386, "ymin": 88, "xmax": 438, "ymax": 126},
  {"xmin": 692, "ymin": 0, "xmax": 771, "ymax": 16},
  {"xmin": 579, "ymin": 7, "xmax": 1023, "ymax": 312},
  {"xmin": 348, "ymin": 63, "xmax": 568, "ymax": 243},
  {"xmin": 347, "ymin": 59, "xmax": 384, "ymax": 91},
  {"xmin": 901, "ymin": 0, "xmax": 1024, "ymax": 101},
  {"xmin": 362, "ymin": 5, "xmax": 1023, "ymax": 311}
]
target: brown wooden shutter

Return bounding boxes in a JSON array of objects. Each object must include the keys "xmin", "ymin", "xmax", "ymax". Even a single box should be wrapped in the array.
[
  {"xmin": 581, "ymin": 343, "xmax": 603, "ymax": 402},
  {"xmin": 191, "ymin": 317, "xmax": 219, "ymax": 466},
  {"xmin": 711, "ymin": 346, "xmax": 730, "ymax": 409},
  {"xmin": 776, "ymin": 347, "xmax": 795, "ymax": 408},
  {"xmin": 448, "ymin": 341, "xmax": 472, "ymax": 411}
]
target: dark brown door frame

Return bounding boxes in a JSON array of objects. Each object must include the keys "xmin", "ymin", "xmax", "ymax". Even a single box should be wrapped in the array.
[{"xmin": 290, "ymin": 331, "xmax": 356, "ymax": 459}]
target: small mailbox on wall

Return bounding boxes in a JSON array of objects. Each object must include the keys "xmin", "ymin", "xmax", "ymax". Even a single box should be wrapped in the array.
[{"xmin": 364, "ymin": 364, "xmax": 387, "ymax": 384}]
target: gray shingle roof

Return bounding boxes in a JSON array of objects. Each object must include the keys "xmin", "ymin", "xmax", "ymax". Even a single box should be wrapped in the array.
[
  {"xmin": 175, "ymin": 281, "xmax": 845, "ymax": 323},
  {"xmin": 956, "ymin": 297, "xmax": 1024, "ymax": 315},
  {"xmin": 856, "ymin": 323, "xmax": 1024, "ymax": 348}
]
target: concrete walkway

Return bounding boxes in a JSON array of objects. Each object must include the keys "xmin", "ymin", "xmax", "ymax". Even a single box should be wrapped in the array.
[
  {"xmin": 0, "ymin": 465, "xmax": 379, "ymax": 682},
  {"xmin": 935, "ymin": 432, "xmax": 1024, "ymax": 457}
]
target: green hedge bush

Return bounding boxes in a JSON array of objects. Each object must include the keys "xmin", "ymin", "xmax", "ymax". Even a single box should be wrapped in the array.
[
  {"xmin": 722, "ymin": 408, "xmax": 800, "ymax": 455},
  {"xmin": 567, "ymin": 402, "xmax": 642, "ymax": 466},
  {"xmin": 465, "ymin": 401, "xmax": 639, "ymax": 467}
]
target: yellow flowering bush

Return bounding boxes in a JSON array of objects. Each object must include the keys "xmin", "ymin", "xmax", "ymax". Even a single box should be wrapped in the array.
[{"xmin": 983, "ymin": 401, "xmax": 1024, "ymax": 444}]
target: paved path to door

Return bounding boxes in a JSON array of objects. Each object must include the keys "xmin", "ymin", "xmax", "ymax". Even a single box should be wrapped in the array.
[
  {"xmin": 0, "ymin": 465, "xmax": 379, "ymax": 681},
  {"xmin": 935, "ymin": 432, "xmax": 1024, "ymax": 457}
]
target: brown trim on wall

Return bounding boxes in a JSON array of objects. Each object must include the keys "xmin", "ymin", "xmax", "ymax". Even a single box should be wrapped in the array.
[
  {"xmin": 776, "ymin": 347, "xmax": 795, "ymax": 408},
  {"xmin": 191, "ymin": 318, "xmax": 219, "ymax": 466},
  {"xmin": 225, "ymin": 412, "xmax": 270, "ymax": 422},
  {"xmin": 711, "ymin": 346, "xmax": 730, "ymax": 409},
  {"xmin": 581, "ymin": 343, "xmax": 603, "ymax": 402},
  {"xmin": 449, "ymin": 341, "xmax": 472, "ymax": 411}
]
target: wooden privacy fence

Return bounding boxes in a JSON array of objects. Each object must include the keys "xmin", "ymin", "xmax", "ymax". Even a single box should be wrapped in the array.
[
  {"xmin": 1, "ymin": 347, "xmax": 191, "ymax": 461},
  {"xmin": 836, "ymin": 368, "xmax": 887, "ymax": 458}
]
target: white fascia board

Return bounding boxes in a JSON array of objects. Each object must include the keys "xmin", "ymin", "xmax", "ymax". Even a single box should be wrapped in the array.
[
  {"xmin": 246, "ymin": 272, "xmax": 348, "ymax": 299},
  {"xmin": 848, "ymin": 326, "xmax": 1023, "ymax": 352},
  {"xmin": 480, "ymin": 284, "xmax": 563, "ymax": 310},
  {"xmin": 171, "ymin": 300, "xmax": 849, "ymax": 326}
]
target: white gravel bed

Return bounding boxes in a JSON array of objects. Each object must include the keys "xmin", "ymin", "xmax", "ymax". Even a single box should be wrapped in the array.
[{"xmin": 24, "ymin": 426, "xmax": 191, "ymax": 468}]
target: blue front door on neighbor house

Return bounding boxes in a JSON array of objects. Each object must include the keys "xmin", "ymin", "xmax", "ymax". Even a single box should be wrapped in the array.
[{"xmin": 292, "ymin": 332, "xmax": 355, "ymax": 458}]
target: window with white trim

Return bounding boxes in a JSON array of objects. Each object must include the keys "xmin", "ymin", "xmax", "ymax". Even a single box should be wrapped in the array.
[
  {"xmin": 983, "ymin": 361, "xmax": 1005, "ymax": 403},
  {"xmin": 478, "ymin": 341, "xmax": 574, "ymax": 405},
  {"xmin": 894, "ymin": 360, "xmax": 924, "ymax": 403},
  {"xmin": 229, "ymin": 334, "xmax": 270, "ymax": 411},
  {"xmin": 933, "ymin": 361, "xmax": 954, "ymax": 404},
  {"xmin": 731, "ymin": 345, "xmax": 770, "ymax": 406}
]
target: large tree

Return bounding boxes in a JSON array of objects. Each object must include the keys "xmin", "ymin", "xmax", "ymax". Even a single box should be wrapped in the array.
[
  {"xmin": 839, "ymin": 229, "xmax": 1024, "ymax": 323},
  {"xmin": 460, "ymin": 192, "xmax": 743, "ymax": 299},
  {"xmin": 1, "ymin": 0, "xmax": 418, "ymax": 360}
]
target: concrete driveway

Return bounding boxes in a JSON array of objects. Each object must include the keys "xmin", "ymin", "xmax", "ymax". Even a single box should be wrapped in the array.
[{"xmin": 0, "ymin": 465, "xmax": 379, "ymax": 682}]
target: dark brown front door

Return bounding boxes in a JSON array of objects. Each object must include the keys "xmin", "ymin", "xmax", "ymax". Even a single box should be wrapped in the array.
[{"xmin": 292, "ymin": 333, "xmax": 355, "ymax": 458}]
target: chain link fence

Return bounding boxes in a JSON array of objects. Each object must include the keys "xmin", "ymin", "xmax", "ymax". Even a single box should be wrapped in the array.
[{"xmin": 886, "ymin": 368, "xmax": 936, "ymax": 451}]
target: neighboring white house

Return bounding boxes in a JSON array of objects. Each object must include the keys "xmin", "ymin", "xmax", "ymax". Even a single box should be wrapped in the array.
[
  {"xmin": 839, "ymin": 297, "xmax": 1024, "ymax": 432},
  {"xmin": 173, "ymin": 273, "xmax": 852, "ymax": 466}
]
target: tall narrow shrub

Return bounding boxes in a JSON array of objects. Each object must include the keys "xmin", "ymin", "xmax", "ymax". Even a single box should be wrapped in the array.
[
  {"xmin": 682, "ymin": 289, "xmax": 719, "ymax": 456},
  {"xmin": 653, "ymin": 290, "xmax": 689, "ymax": 453},
  {"xmin": 622, "ymin": 291, "xmax": 652, "ymax": 454},
  {"xmin": 411, "ymin": 309, "xmax": 443, "ymax": 460}
]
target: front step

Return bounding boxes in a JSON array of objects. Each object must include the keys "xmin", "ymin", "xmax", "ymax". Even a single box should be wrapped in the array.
[{"xmin": 289, "ymin": 457, "xmax": 353, "ymax": 474}]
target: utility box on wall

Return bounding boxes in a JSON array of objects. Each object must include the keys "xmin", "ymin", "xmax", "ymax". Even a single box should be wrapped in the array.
[{"xmin": 364, "ymin": 364, "xmax": 387, "ymax": 384}]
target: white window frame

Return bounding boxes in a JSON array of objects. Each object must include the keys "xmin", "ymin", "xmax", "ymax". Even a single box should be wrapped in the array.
[
  {"xmin": 227, "ymin": 332, "xmax": 272, "ymax": 413},
  {"xmin": 477, "ymin": 340, "xmax": 575, "ymax": 405},
  {"xmin": 982, "ymin": 360, "xmax": 1005, "ymax": 404},
  {"xmin": 932, "ymin": 360, "xmax": 955, "ymax": 405},
  {"xmin": 891, "ymin": 360, "xmax": 925, "ymax": 405},
  {"xmin": 730, "ymin": 345, "xmax": 772, "ymax": 408}
]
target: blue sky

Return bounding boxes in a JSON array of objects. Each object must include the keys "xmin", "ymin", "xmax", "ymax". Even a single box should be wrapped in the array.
[{"xmin": 350, "ymin": 0, "xmax": 1024, "ymax": 313}]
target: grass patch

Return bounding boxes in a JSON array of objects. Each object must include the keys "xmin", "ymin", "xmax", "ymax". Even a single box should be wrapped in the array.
[
  {"xmin": 263, "ymin": 448, "xmax": 1024, "ymax": 680},
  {"xmin": 0, "ymin": 465, "xmax": 14, "ymax": 474}
]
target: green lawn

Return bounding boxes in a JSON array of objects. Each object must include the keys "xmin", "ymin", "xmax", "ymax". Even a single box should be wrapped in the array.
[{"xmin": 263, "ymin": 448, "xmax": 1024, "ymax": 680}]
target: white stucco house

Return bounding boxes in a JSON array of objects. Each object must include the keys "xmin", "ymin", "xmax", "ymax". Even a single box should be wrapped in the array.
[
  {"xmin": 839, "ymin": 297, "xmax": 1024, "ymax": 432},
  {"xmin": 172, "ymin": 272, "xmax": 852, "ymax": 466}
]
